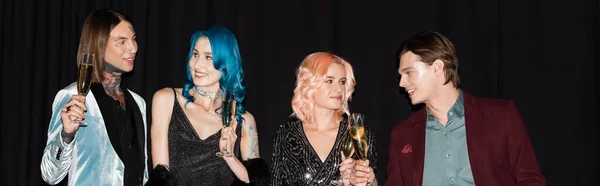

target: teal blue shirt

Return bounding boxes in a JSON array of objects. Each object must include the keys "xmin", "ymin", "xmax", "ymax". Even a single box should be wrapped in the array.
[{"xmin": 422, "ymin": 90, "xmax": 475, "ymax": 186}]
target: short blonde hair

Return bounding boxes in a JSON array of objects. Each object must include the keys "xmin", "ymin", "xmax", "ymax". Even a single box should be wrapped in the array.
[{"xmin": 291, "ymin": 52, "xmax": 356, "ymax": 122}]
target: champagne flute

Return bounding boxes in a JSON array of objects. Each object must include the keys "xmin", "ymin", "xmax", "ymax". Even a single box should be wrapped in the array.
[
  {"xmin": 75, "ymin": 53, "xmax": 94, "ymax": 126},
  {"xmin": 331, "ymin": 126, "xmax": 355, "ymax": 185},
  {"xmin": 349, "ymin": 113, "xmax": 367, "ymax": 160},
  {"xmin": 349, "ymin": 113, "xmax": 371, "ymax": 186},
  {"xmin": 341, "ymin": 132, "xmax": 355, "ymax": 161},
  {"xmin": 216, "ymin": 89, "xmax": 236, "ymax": 157}
]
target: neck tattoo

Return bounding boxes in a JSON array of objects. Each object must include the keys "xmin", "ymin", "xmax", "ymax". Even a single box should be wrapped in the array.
[{"xmin": 102, "ymin": 62, "xmax": 126, "ymax": 110}]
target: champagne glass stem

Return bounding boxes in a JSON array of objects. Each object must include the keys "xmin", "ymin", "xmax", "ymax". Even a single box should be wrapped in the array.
[
  {"xmin": 223, "ymin": 130, "xmax": 230, "ymax": 155},
  {"xmin": 224, "ymin": 127, "xmax": 234, "ymax": 157}
]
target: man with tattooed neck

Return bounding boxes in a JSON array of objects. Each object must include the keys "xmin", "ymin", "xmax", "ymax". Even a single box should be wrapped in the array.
[{"xmin": 41, "ymin": 9, "xmax": 149, "ymax": 186}]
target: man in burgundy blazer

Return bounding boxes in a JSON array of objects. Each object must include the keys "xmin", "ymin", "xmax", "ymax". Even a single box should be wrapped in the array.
[{"xmin": 386, "ymin": 31, "xmax": 545, "ymax": 186}]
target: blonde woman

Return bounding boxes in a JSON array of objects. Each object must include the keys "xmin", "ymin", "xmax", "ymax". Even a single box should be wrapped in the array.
[{"xmin": 270, "ymin": 52, "xmax": 378, "ymax": 186}]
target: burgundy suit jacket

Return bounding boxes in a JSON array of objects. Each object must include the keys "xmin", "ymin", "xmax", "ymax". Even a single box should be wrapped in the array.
[{"xmin": 385, "ymin": 91, "xmax": 545, "ymax": 186}]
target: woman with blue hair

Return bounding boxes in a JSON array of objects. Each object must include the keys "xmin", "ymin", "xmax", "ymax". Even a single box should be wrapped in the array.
[{"xmin": 149, "ymin": 26, "xmax": 268, "ymax": 185}]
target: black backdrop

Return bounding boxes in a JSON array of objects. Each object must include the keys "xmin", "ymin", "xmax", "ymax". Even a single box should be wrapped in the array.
[{"xmin": 1, "ymin": 0, "xmax": 597, "ymax": 185}]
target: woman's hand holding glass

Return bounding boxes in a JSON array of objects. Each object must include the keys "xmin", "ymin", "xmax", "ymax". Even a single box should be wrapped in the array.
[
  {"xmin": 350, "ymin": 160, "xmax": 375, "ymax": 186},
  {"xmin": 219, "ymin": 115, "xmax": 238, "ymax": 158},
  {"xmin": 217, "ymin": 90, "xmax": 237, "ymax": 158}
]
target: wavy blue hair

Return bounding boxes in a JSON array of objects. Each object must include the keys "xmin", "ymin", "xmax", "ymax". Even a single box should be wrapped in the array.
[{"xmin": 182, "ymin": 26, "xmax": 246, "ymax": 126}]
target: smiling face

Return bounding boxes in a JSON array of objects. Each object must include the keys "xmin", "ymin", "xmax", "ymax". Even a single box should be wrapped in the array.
[
  {"xmin": 104, "ymin": 21, "xmax": 137, "ymax": 72},
  {"xmin": 313, "ymin": 63, "xmax": 348, "ymax": 111},
  {"xmin": 398, "ymin": 51, "xmax": 440, "ymax": 105},
  {"xmin": 189, "ymin": 37, "xmax": 222, "ymax": 92}
]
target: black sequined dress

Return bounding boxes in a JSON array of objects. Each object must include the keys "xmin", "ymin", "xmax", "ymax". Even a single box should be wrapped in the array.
[
  {"xmin": 271, "ymin": 116, "xmax": 378, "ymax": 186},
  {"xmin": 168, "ymin": 88, "xmax": 242, "ymax": 185}
]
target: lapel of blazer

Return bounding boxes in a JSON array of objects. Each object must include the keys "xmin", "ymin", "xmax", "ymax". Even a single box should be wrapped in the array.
[
  {"xmin": 90, "ymin": 83, "xmax": 123, "ymax": 160},
  {"xmin": 124, "ymin": 89, "xmax": 146, "ymax": 166},
  {"xmin": 411, "ymin": 109, "xmax": 427, "ymax": 186},
  {"xmin": 463, "ymin": 91, "xmax": 483, "ymax": 184}
]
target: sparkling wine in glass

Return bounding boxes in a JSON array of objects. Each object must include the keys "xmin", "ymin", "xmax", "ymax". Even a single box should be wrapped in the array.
[
  {"xmin": 331, "ymin": 127, "xmax": 355, "ymax": 185},
  {"xmin": 350, "ymin": 113, "xmax": 372, "ymax": 186},
  {"xmin": 216, "ymin": 90, "xmax": 236, "ymax": 157},
  {"xmin": 75, "ymin": 53, "xmax": 94, "ymax": 126},
  {"xmin": 342, "ymin": 132, "xmax": 355, "ymax": 159},
  {"xmin": 349, "ymin": 113, "xmax": 368, "ymax": 160},
  {"xmin": 77, "ymin": 53, "xmax": 94, "ymax": 96}
]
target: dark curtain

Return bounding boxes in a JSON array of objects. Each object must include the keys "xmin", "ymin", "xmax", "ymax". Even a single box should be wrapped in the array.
[{"xmin": 0, "ymin": 0, "xmax": 596, "ymax": 185}]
